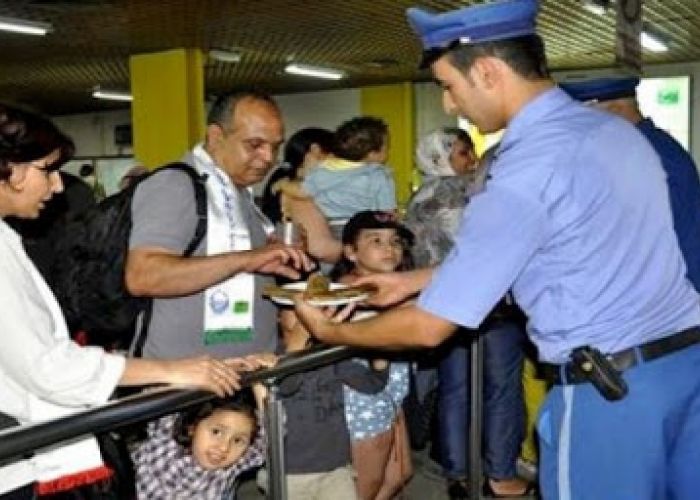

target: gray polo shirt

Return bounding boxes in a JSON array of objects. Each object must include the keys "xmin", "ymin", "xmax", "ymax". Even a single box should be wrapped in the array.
[{"xmin": 129, "ymin": 160, "xmax": 277, "ymax": 359}]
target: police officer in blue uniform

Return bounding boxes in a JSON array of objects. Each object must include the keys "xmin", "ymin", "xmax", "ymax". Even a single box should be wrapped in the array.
[
  {"xmin": 561, "ymin": 76, "xmax": 700, "ymax": 292},
  {"xmin": 293, "ymin": 0, "xmax": 700, "ymax": 498}
]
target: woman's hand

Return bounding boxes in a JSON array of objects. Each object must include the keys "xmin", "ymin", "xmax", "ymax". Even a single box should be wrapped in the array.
[
  {"xmin": 282, "ymin": 196, "xmax": 342, "ymax": 263},
  {"xmin": 233, "ymin": 352, "xmax": 278, "ymax": 371},
  {"xmin": 164, "ymin": 356, "xmax": 242, "ymax": 398}
]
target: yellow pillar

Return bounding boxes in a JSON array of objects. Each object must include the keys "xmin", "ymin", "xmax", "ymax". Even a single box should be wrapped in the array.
[
  {"xmin": 521, "ymin": 357, "xmax": 548, "ymax": 463},
  {"xmin": 360, "ymin": 83, "xmax": 414, "ymax": 208},
  {"xmin": 129, "ymin": 48, "xmax": 205, "ymax": 169}
]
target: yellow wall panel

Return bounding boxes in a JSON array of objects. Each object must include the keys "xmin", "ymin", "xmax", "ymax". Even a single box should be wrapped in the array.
[
  {"xmin": 360, "ymin": 83, "xmax": 415, "ymax": 207},
  {"xmin": 130, "ymin": 48, "xmax": 204, "ymax": 169}
]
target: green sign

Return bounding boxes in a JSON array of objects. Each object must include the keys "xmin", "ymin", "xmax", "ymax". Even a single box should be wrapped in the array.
[{"xmin": 657, "ymin": 87, "xmax": 679, "ymax": 105}]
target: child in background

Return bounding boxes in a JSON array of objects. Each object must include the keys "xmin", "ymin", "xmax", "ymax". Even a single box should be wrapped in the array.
[
  {"xmin": 275, "ymin": 117, "xmax": 396, "ymax": 239},
  {"xmin": 131, "ymin": 355, "xmax": 276, "ymax": 499},
  {"xmin": 330, "ymin": 210, "xmax": 414, "ymax": 500},
  {"xmin": 276, "ymin": 307, "xmax": 388, "ymax": 500}
]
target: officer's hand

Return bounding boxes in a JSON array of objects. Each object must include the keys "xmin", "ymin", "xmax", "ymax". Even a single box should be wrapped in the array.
[{"xmin": 350, "ymin": 271, "xmax": 418, "ymax": 307}]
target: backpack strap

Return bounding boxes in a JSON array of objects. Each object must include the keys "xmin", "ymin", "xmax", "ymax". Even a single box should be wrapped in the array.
[
  {"xmin": 155, "ymin": 162, "xmax": 208, "ymax": 256},
  {"xmin": 131, "ymin": 162, "xmax": 208, "ymax": 358}
]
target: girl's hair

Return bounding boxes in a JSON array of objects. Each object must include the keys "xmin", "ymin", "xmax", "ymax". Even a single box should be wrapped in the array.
[
  {"xmin": 173, "ymin": 388, "xmax": 257, "ymax": 448},
  {"xmin": 330, "ymin": 210, "xmax": 414, "ymax": 281},
  {"xmin": 260, "ymin": 127, "xmax": 333, "ymax": 223},
  {"xmin": 0, "ymin": 105, "xmax": 74, "ymax": 181}
]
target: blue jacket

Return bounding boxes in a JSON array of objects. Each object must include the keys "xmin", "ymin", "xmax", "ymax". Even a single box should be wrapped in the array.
[{"xmin": 638, "ymin": 118, "xmax": 700, "ymax": 291}]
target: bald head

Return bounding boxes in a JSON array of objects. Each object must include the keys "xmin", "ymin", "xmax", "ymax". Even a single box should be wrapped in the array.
[{"xmin": 205, "ymin": 93, "xmax": 284, "ymax": 187}]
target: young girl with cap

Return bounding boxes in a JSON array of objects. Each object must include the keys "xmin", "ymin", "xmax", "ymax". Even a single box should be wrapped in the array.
[{"xmin": 330, "ymin": 210, "xmax": 415, "ymax": 500}]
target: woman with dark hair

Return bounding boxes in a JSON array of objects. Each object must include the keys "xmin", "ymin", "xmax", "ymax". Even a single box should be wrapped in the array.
[
  {"xmin": 0, "ymin": 105, "xmax": 255, "ymax": 499},
  {"xmin": 261, "ymin": 127, "xmax": 333, "ymax": 224}
]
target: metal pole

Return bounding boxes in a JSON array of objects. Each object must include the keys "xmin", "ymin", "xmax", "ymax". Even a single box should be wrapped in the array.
[
  {"xmin": 468, "ymin": 331, "xmax": 484, "ymax": 500},
  {"xmin": 265, "ymin": 383, "xmax": 287, "ymax": 500}
]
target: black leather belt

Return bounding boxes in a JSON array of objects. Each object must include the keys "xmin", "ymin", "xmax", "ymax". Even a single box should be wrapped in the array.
[{"xmin": 541, "ymin": 326, "xmax": 700, "ymax": 385}]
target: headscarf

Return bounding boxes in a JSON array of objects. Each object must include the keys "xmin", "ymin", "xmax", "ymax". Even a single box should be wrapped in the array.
[
  {"xmin": 414, "ymin": 128, "xmax": 462, "ymax": 177},
  {"xmin": 405, "ymin": 131, "xmax": 493, "ymax": 267}
]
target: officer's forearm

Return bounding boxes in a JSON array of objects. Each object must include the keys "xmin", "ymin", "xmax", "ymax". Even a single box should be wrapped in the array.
[{"xmin": 328, "ymin": 304, "xmax": 456, "ymax": 350}]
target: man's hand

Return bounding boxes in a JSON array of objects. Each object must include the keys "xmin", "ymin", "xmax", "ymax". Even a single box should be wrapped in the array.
[{"xmin": 244, "ymin": 243, "xmax": 315, "ymax": 279}]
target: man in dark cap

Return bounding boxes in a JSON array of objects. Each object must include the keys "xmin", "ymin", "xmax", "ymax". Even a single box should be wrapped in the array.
[
  {"xmin": 562, "ymin": 76, "xmax": 700, "ymax": 292},
  {"xmin": 293, "ymin": 0, "xmax": 700, "ymax": 498}
]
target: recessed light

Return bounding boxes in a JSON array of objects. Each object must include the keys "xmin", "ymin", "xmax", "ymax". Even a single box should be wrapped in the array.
[
  {"xmin": 208, "ymin": 49, "xmax": 242, "ymax": 64},
  {"xmin": 284, "ymin": 63, "xmax": 345, "ymax": 80},
  {"xmin": 641, "ymin": 31, "xmax": 668, "ymax": 53},
  {"xmin": 92, "ymin": 88, "xmax": 132, "ymax": 102},
  {"xmin": 0, "ymin": 15, "xmax": 52, "ymax": 36}
]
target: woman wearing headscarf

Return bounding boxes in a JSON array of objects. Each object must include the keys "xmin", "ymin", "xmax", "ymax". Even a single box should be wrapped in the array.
[{"xmin": 404, "ymin": 129, "xmax": 531, "ymax": 498}]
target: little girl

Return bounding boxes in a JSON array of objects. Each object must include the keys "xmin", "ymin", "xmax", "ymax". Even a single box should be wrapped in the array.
[
  {"xmin": 131, "ymin": 370, "xmax": 272, "ymax": 499},
  {"xmin": 331, "ymin": 210, "xmax": 415, "ymax": 500}
]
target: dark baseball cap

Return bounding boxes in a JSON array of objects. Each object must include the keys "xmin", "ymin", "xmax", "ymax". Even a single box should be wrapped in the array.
[{"xmin": 342, "ymin": 210, "xmax": 414, "ymax": 245}]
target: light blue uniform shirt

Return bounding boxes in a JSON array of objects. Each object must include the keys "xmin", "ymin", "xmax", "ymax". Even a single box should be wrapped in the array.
[{"xmin": 418, "ymin": 88, "xmax": 700, "ymax": 363}]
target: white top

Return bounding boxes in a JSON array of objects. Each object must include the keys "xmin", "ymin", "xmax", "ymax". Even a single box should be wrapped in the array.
[{"xmin": 0, "ymin": 219, "xmax": 125, "ymax": 493}]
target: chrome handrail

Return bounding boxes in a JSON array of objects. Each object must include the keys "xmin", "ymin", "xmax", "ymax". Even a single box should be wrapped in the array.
[{"xmin": 0, "ymin": 344, "xmax": 358, "ymax": 465}]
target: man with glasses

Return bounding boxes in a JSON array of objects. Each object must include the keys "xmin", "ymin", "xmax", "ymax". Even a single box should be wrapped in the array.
[
  {"xmin": 126, "ymin": 91, "xmax": 312, "ymax": 361},
  {"xmin": 293, "ymin": 1, "xmax": 700, "ymax": 498}
]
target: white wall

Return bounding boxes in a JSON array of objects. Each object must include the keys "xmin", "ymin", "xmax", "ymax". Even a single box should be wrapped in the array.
[
  {"xmin": 414, "ymin": 82, "xmax": 455, "ymax": 141},
  {"xmin": 53, "ymin": 109, "xmax": 133, "ymax": 158},
  {"xmin": 52, "ymin": 89, "xmax": 362, "ymax": 161},
  {"xmin": 276, "ymin": 88, "xmax": 361, "ymax": 138}
]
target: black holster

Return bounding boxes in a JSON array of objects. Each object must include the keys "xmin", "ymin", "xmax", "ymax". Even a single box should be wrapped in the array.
[{"xmin": 570, "ymin": 346, "xmax": 629, "ymax": 401}]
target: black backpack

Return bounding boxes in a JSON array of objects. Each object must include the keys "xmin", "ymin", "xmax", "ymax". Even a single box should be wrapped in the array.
[{"xmin": 50, "ymin": 162, "xmax": 208, "ymax": 350}]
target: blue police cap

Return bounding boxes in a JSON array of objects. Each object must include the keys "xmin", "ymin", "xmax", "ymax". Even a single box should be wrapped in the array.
[
  {"xmin": 407, "ymin": 0, "xmax": 539, "ymax": 66},
  {"xmin": 560, "ymin": 77, "xmax": 640, "ymax": 102}
]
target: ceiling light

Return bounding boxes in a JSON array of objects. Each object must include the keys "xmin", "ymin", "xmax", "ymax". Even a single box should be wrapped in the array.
[
  {"xmin": 641, "ymin": 31, "xmax": 668, "ymax": 53},
  {"xmin": 581, "ymin": 0, "xmax": 610, "ymax": 16},
  {"xmin": 284, "ymin": 63, "xmax": 345, "ymax": 80},
  {"xmin": 0, "ymin": 15, "xmax": 52, "ymax": 36},
  {"xmin": 92, "ymin": 89, "xmax": 133, "ymax": 102},
  {"xmin": 208, "ymin": 49, "xmax": 242, "ymax": 63}
]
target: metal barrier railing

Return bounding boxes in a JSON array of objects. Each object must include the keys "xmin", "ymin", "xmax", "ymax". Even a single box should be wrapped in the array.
[
  {"xmin": 0, "ymin": 344, "xmax": 360, "ymax": 499},
  {"xmin": 0, "ymin": 338, "xmax": 498, "ymax": 500}
]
